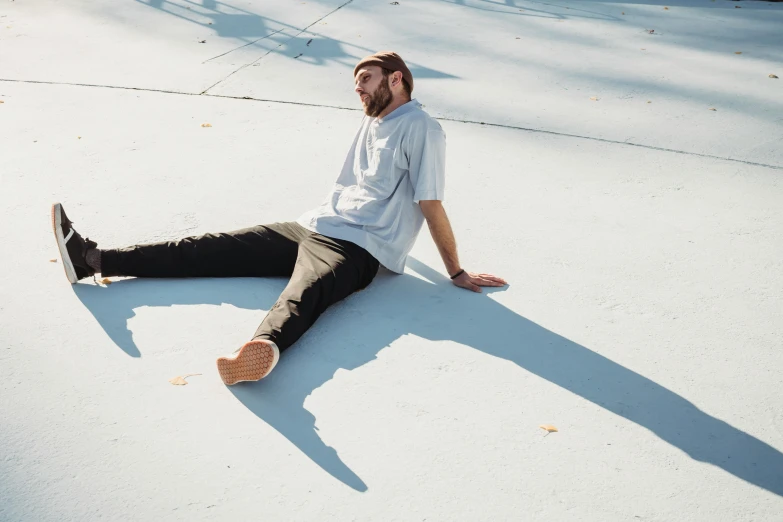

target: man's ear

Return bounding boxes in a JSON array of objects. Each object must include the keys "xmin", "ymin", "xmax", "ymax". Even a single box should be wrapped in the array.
[{"xmin": 392, "ymin": 71, "xmax": 403, "ymax": 87}]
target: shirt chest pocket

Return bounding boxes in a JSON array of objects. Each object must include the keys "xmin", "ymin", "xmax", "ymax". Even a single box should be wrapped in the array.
[{"xmin": 359, "ymin": 147, "xmax": 397, "ymax": 197}]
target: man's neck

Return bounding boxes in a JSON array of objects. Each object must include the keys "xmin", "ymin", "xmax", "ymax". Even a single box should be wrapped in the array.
[{"xmin": 377, "ymin": 96, "xmax": 411, "ymax": 120}]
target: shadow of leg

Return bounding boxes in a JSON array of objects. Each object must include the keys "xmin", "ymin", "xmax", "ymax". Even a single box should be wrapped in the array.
[
  {"xmin": 230, "ymin": 379, "xmax": 368, "ymax": 492},
  {"xmin": 73, "ymin": 283, "xmax": 141, "ymax": 357}
]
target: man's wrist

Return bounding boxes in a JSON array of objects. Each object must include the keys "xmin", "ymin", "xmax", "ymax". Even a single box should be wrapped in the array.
[{"xmin": 449, "ymin": 268, "xmax": 465, "ymax": 280}]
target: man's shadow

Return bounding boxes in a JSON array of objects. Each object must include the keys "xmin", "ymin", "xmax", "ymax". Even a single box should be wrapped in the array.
[{"xmin": 74, "ymin": 259, "xmax": 783, "ymax": 495}]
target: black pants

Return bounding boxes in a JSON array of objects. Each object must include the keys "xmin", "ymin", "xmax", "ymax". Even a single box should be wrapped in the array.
[{"xmin": 101, "ymin": 222, "xmax": 380, "ymax": 352}]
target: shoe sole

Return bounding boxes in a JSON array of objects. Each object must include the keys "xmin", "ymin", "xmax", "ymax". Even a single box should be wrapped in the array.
[
  {"xmin": 216, "ymin": 341, "xmax": 279, "ymax": 386},
  {"xmin": 51, "ymin": 203, "xmax": 79, "ymax": 284}
]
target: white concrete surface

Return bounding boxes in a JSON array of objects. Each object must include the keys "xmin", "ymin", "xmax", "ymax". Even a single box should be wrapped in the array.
[{"xmin": 1, "ymin": 1, "xmax": 782, "ymax": 521}]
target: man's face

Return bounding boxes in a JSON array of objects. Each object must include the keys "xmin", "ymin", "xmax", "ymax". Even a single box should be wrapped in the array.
[{"xmin": 354, "ymin": 66, "xmax": 393, "ymax": 118}]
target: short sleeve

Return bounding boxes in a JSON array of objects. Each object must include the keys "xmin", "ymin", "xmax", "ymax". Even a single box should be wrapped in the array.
[{"xmin": 406, "ymin": 119, "xmax": 446, "ymax": 203}]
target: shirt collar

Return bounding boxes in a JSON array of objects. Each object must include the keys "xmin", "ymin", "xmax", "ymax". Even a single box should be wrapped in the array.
[{"xmin": 377, "ymin": 99, "xmax": 421, "ymax": 123}]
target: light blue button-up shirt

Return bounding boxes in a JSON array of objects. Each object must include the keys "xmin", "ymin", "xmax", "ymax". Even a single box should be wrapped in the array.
[{"xmin": 298, "ymin": 100, "xmax": 447, "ymax": 273}]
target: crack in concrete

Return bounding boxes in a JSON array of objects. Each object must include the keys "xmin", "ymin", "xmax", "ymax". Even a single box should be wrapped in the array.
[
  {"xmin": 199, "ymin": 0, "xmax": 355, "ymax": 95},
  {"xmin": 202, "ymin": 28, "xmax": 287, "ymax": 64},
  {"xmin": 0, "ymin": 78, "xmax": 199, "ymax": 97},
  {"xmin": 1, "ymin": 77, "xmax": 780, "ymax": 171},
  {"xmin": 440, "ymin": 116, "xmax": 783, "ymax": 171}
]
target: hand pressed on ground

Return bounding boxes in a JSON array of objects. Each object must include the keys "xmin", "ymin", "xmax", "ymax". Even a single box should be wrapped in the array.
[{"xmin": 452, "ymin": 271, "xmax": 507, "ymax": 293}]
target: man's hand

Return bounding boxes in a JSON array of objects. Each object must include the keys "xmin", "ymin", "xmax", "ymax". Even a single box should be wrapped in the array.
[
  {"xmin": 452, "ymin": 271, "xmax": 507, "ymax": 293},
  {"xmin": 418, "ymin": 200, "xmax": 507, "ymax": 293}
]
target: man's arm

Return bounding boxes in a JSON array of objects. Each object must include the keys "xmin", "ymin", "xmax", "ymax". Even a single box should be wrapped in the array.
[{"xmin": 419, "ymin": 200, "xmax": 507, "ymax": 293}]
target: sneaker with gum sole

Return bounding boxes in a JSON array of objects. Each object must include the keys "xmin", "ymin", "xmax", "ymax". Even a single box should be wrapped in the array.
[
  {"xmin": 51, "ymin": 202, "xmax": 97, "ymax": 284},
  {"xmin": 217, "ymin": 340, "xmax": 280, "ymax": 385}
]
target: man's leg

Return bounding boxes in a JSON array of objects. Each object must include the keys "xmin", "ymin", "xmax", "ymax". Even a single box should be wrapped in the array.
[
  {"xmin": 52, "ymin": 202, "xmax": 307, "ymax": 282},
  {"xmin": 99, "ymin": 222, "xmax": 306, "ymax": 279},
  {"xmin": 216, "ymin": 231, "xmax": 380, "ymax": 385}
]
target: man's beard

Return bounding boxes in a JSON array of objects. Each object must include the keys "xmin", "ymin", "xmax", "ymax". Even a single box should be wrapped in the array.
[{"xmin": 362, "ymin": 79, "xmax": 393, "ymax": 117}]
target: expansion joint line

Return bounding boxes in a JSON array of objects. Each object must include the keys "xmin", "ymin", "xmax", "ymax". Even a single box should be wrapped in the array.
[{"xmin": 1, "ymin": 78, "xmax": 780, "ymax": 171}]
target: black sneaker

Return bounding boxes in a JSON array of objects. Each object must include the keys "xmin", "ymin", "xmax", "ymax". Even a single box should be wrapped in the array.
[{"xmin": 51, "ymin": 203, "xmax": 98, "ymax": 283}]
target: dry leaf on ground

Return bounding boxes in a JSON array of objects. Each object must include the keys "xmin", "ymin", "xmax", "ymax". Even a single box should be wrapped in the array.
[
  {"xmin": 49, "ymin": 259, "xmax": 57, "ymax": 263},
  {"xmin": 169, "ymin": 373, "xmax": 202, "ymax": 386},
  {"xmin": 735, "ymin": 51, "xmax": 742, "ymax": 55},
  {"xmin": 539, "ymin": 424, "xmax": 558, "ymax": 433},
  {"xmin": 770, "ymin": 74, "xmax": 779, "ymax": 79},
  {"xmin": 201, "ymin": 123, "xmax": 212, "ymax": 127},
  {"xmin": 709, "ymin": 108, "xmax": 717, "ymax": 111},
  {"xmin": 99, "ymin": 278, "xmax": 112, "ymax": 285},
  {"xmin": 590, "ymin": 96, "xmax": 599, "ymax": 101}
]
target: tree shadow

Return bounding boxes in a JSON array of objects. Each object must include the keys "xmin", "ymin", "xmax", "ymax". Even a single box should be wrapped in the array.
[
  {"xmin": 74, "ymin": 258, "xmax": 783, "ymax": 495},
  {"xmin": 133, "ymin": 0, "xmax": 458, "ymax": 81},
  {"xmin": 447, "ymin": 0, "xmax": 780, "ymax": 13},
  {"xmin": 442, "ymin": 0, "xmax": 620, "ymax": 20}
]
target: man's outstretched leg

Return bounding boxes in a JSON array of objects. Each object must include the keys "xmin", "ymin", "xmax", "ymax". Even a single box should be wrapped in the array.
[
  {"xmin": 217, "ymin": 231, "xmax": 380, "ymax": 385},
  {"xmin": 51, "ymin": 202, "xmax": 302, "ymax": 282}
]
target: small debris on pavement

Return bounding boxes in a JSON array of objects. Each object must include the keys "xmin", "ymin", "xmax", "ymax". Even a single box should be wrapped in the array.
[
  {"xmin": 306, "ymin": 38, "xmax": 313, "ymax": 46},
  {"xmin": 99, "ymin": 278, "xmax": 112, "ymax": 285},
  {"xmin": 169, "ymin": 373, "xmax": 202, "ymax": 386},
  {"xmin": 539, "ymin": 424, "xmax": 558, "ymax": 433},
  {"xmin": 390, "ymin": 1, "xmax": 399, "ymax": 4},
  {"xmin": 709, "ymin": 108, "xmax": 717, "ymax": 111},
  {"xmin": 735, "ymin": 51, "xmax": 742, "ymax": 55},
  {"xmin": 770, "ymin": 74, "xmax": 779, "ymax": 79},
  {"xmin": 201, "ymin": 123, "xmax": 212, "ymax": 127},
  {"xmin": 198, "ymin": 39, "xmax": 206, "ymax": 43},
  {"xmin": 590, "ymin": 96, "xmax": 599, "ymax": 101},
  {"xmin": 49, "ymin": 259, "xmax": 57, "ymax": 263}
]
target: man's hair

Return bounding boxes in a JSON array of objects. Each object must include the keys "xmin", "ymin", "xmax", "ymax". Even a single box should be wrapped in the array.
[{"xmin": 382, "ymin": 67, "xmax": 412, "ymax": 99}]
